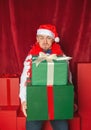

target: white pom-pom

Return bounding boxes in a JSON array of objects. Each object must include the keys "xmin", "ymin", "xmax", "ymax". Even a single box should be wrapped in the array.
[{"xmin": 55, "ymin": 37, "xmax": 60, "ymax": 42}]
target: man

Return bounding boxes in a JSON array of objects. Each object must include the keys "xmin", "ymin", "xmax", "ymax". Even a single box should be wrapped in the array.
[{"xmin": 19, "ymin": 24, "xmax": 68, "ymax": 130}]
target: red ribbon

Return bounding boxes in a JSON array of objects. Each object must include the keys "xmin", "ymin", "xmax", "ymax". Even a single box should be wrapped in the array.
[
  {"xmin": 47, "ymin": 85, "xmax": 54, "ymax": 120},
  {"xmin": 6, "ymin": 79, "xmax": 11, "ymax": 105}
]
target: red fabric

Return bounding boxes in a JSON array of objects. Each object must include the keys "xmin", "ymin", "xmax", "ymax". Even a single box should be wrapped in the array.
[
  {"xmin": 28, "ymin": 42, "xmax": 63, "ymax": 55},
  {"xmin": 37, "ymin": 24, "xmax": 59, "ymax": 38}
]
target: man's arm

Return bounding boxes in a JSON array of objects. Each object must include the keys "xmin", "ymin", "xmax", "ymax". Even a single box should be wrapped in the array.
[{"xmin": 19, "ymin": 54, "xmax": 32, "ymax": 117}]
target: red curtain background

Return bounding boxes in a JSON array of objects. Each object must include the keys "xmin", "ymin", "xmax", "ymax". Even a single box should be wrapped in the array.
[{"xmin": 0, "ymin": 0, "xmax": 91, "ymax": 98}]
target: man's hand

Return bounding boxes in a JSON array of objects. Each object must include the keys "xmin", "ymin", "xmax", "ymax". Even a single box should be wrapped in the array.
[
  {"xmin": 74, "ymin": 103, "xmax": 78, "ymax": 112},
  {"xmin": 21, "ymin": 101, "xmax": 27, "ymax": 117}
]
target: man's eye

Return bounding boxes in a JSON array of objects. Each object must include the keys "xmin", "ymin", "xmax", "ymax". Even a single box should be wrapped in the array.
[
  {"xmin": 40, "ymin": 36, "xmax": 44, "ymax": 39},
  {"xmin": 47, "ymin": 37, "xmax": 52, "ymax": 40}
]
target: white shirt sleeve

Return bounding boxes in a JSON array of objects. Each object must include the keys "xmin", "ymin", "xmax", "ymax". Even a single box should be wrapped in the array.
[
  {"xmin": 63, "ymin": 54, "xmax": 73, "ymax": 83},
  {"xmin": 19, "ymin": 54, "xmax": 32, "ymax": 103}
]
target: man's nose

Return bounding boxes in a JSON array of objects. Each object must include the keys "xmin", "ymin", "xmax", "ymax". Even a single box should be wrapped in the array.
[{"xmin": 44, "ymin": 38, "xmax": 47, "ymax": 43}]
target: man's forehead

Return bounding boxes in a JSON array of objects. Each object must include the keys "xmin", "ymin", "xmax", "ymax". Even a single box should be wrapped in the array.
[{"xmin": 37, "ymin": 35, "xmax": 53, "ymax": 38}]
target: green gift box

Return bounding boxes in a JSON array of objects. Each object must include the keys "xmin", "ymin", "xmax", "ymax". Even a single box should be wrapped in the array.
[
  {"xmin": 32, "ymin": 58, "xmax": 68, "ymax": 85},
  {"xmin": 27, "ymin": 84, "xmax": 74, "ymax": 121}
]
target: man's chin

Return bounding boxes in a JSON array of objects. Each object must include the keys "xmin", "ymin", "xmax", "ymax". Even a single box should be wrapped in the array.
[{"xmin": 43, "ymin": 47, "xmax": 49, "ymax": 51}]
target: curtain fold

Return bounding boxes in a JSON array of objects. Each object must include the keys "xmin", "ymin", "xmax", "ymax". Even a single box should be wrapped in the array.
[{"xmin": 0, "ymin": 0, "xmax": 91, "ymax": 91}]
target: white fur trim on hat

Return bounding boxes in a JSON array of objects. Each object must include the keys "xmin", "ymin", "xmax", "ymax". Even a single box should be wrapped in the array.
[
  {"xmin": 37, "ymin": 29, "xmax": 55, "ymax": 39},
  {"xmin": 55, "ymin": 37, "xmax": 60, "ymax": 42}
]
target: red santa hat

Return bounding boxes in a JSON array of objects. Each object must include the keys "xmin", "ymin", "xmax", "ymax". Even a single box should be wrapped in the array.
[{"xmin": 37, "ymin": 24, "xmax": 60, "ymax": 42}]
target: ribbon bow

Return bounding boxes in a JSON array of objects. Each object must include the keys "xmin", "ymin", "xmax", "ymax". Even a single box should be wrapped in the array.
[
  {"xmin": 33, "ymin": 52, "xmax": 57, "ymax": 66},
  {"xmin": 33, "ymin": 52, "xmax": 72, "ymax": 66}
]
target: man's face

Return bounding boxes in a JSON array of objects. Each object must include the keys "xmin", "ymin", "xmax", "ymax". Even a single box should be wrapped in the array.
[{"xmin": 36, "ymin": 35, "xmax": 54, "ymax": 51}]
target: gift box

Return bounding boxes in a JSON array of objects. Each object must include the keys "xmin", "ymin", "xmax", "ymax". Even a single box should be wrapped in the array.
[
  {"xmin": 0, "ymin": 110, "xmax": 17, "ymax": 130},
  {"xmin": 68, "ymin": 115, "xmax": 81, "ymax": 130},
  {"xmin": 0, "ymin": 78, "xmax": 19, "ymax": 109},
  {"xmin": 27, "ymin": 84, "xmax": 74, "ymax": 121},
  {"xmin": 32, "ymin": 59, "xmax": 68, "ymax": 85},
  {"xmin": 80, "ymin": 117, "xmax": 91, "ymax": 130},
  {"xmin": 17, "ymin": 116, "xmax": 26, "ymax": 130},
  {"xmin": 77, "ymin": 63, "xmax": 91, "ymax": 116}
]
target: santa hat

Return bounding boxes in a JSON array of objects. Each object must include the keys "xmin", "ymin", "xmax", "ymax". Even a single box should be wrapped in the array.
[{"xmin": 37, "ymin": 24, "xmax": 60, "ymax": 42}]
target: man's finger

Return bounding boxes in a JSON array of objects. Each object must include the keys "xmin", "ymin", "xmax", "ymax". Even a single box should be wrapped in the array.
[{"xmin": 22, "ymin": 107, "xmax": 27, "ymax": 117}]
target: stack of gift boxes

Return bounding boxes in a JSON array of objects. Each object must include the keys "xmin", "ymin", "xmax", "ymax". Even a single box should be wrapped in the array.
[
  {"xmin": 27, "ymin": 56, "xmax": 74, "ymax": 121},
  {"xmin": 0, "ymin": 55, "xmax": 82, "ymax": 130},
  {"xmin": 0, "ymin": 77, "xmax": 26, "ymax": 130},
  {"xmin": 27, "ymin": 55, "xmax": 81, "ymax": 130}
]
